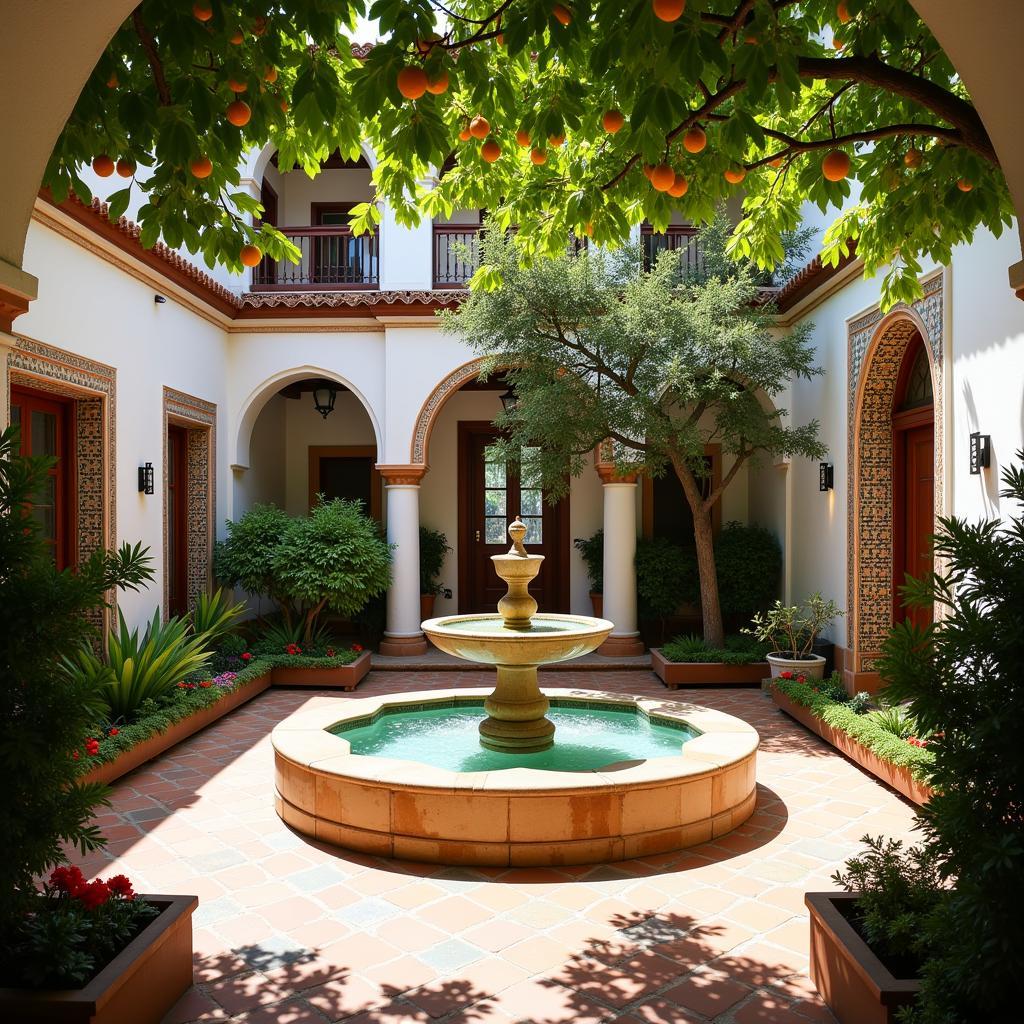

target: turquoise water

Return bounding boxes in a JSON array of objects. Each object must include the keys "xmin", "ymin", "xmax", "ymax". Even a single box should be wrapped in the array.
[
  {"xmin": 331, "ymin": 703, "xmax": 696, "ymax": 772},
  {"xmin": 430, "ymin": 616, "xmax": 589, "ymax": 635}
]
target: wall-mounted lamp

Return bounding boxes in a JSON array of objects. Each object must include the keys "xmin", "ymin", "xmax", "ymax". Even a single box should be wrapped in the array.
[
  {"xmin": 154, "ymin": 294, "xmax": 167, "ymax": 304},
  {"xmin": 499, "ymin": 387, "xmax": 518, "ymax": 413},
  {"xmin": 819, "ymin": 462, "xmax": 834, "ymax": 492},
  {"xmin": 138, "ymin": 462, "xmax": 155, "ymax": 495},
  {"xmin": 312, "ymin": 384, "xmax": 337, "ymax": 419},
  {"xmin": 969, "ymin": 432, "xmax": 991, "ymax": 474}
]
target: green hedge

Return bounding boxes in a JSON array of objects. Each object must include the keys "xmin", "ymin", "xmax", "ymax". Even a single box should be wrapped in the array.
[
  {"xmin": 661, "ymin": 634, "xmax": 769, "ymax": 665},
  {"xmin": 77, "ymin": 650, "xmax": 359, "ymax": 771},
  {"xmin": 773, "ymin": 678, "xmax": 935, "ymax": 781}
]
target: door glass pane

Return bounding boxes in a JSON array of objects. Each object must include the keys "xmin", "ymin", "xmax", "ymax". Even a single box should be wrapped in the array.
[
  {"xmin": 485, "ymin": 517, "xmax": 507, "ymax": 544},
  {"xmin": 484, "ymin": 461, "xmax": 506, "ymax": 487},
  {"xmin": 521, "ymin": 448, "xmax": 542, "ymax": 487},
  {"xmin": 520, "ymin": 488, "xmax": 542, "ymax": 517},
  {"xmin": 484, "ymin": 489, "xmax": 506, "ymax": 516},
  {"xmin": 523, "ymin": 517, "xmax": 543, "ymax": 544},
  {"xmin": 31, "ymin": 410, "xmax": 57, "ymax": 456}
]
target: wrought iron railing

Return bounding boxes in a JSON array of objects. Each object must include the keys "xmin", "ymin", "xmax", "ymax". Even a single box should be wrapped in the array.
[
  {"xmin": 433, "ymin": 224, "xmax": 482, "ymax": 286},
  {"xmin": 251, "ymin": 225, "xmax": 379, "ymax": 289},
  {"xmin": 641, "ymin": 225, "xmax": 703, "ymax": 275}
]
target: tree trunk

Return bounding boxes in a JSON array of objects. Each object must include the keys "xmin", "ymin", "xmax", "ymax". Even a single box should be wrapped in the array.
[
  {"xmin": 304, "ymin": 598, "xmax": 328, "ymax": 644},
  {"xmin": 693, "ymin": 508, "xmax": 724, "ymax": 648}
]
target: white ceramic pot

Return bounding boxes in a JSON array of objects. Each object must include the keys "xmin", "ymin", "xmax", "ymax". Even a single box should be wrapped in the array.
[{"xmin": 767, "ymin": 652, "xmax": 826, "ymax": 680}]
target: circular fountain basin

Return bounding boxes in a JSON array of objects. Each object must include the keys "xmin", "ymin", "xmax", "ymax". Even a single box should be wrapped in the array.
[
  {"xmin": 272, "ymin": 689, "xmax": 759, "ymax": 866},
  {"xmin": 421, "ymin": 613, "xmax": 615, "ymax": 665}
]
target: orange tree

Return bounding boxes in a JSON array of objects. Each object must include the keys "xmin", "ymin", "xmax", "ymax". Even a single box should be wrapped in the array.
[{"xmin": 48, "ymin": 0, "xmax": 1010, "ymax": 305}]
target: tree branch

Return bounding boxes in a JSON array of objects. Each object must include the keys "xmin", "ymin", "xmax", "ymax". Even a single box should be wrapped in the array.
[
  {"xmin": 132, "ymin": 12, "xmax": 171, "ymax": 107},
  {"xmin": 704, "ymin": 447, "xmax": 750, "ymax": 511}
]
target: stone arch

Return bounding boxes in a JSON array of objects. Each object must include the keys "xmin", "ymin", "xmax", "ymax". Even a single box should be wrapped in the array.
[
  {"xmin": 846, "ymin": 273, "xmax": 945, "ymax": 682},
  {"xmin": 244, "ymin": 139, "xmax": 380, "ymax": 187},
  {"xmin": 233, "ymin": 365, "xmax": 382, "ymax": 469},
  {"xmin": 410, "ymin": 356, "xmax": 497, "ymax": 465}
]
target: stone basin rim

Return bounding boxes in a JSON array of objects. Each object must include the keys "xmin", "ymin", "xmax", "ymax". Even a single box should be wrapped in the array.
[{"xmin": 421, "ymin": 612, "xmax": 616, "ymax": 640}]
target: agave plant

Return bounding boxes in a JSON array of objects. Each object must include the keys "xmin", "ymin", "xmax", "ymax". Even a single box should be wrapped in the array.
[
  {"xmin": 867, "ymin": 704, "xmax": 917, "ymax": 740},
  {"xmin": 98, "ymin": 609, "xmax": 214, "ymax": 718},
  {"xmin": 256, "ymin": 616, "xmax": 330, "ymax": 653},
  {"xmin": 191, "ymin": 587, "xmax": 246, "ymax": 648}
]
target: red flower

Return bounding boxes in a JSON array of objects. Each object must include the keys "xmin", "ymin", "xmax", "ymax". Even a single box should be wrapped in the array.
[
  {"xmin": 107, "ymin": 874, "xmax": 135, "ymax": 900},
  {"xmin": 326, "ymin": 647, "xmax": 335, "ymax": 657},
  {"xmin": 108, "ymin": 728, "xmax": 119, "ymax": 736},
  {"xmin": 796, "ymin": 675, "xmax": 807, "ymax": 683},
  {"xmin": 352, "ymin": 643, "xmax": 363, "ymax": 653},
  {"xmin": 177, "ymin": 681, "xmax": 188, "ymax": 689},
  {"xmin": 780, "ymin": 671, "xmax": 793, "ymax": 680},
  {"xmin": 85, "ymin": 738, "xmax": 100, "ymax": 756},
  {"xmin": 241, "ymin": 652, "xmax": 251, "ymax": 662},
  {"xmin": 199, "ymin": 680, "xmax": 212, "ymax": 688},
  {"xmin": 72, "ymin": 751, "xmax": 79, "ymax": 761},
  {"xmin": 50, "ymin": 865, "xmax": 86, "ymax": 896},
  {"xmin": 77, "ymin": 879, "xmax": 111, "ymax": 910}
]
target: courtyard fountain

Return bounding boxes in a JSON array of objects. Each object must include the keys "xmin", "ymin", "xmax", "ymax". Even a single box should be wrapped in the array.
[{"xmin": 272, "ymin": 519, "xmax": 759, "ymax": 865}]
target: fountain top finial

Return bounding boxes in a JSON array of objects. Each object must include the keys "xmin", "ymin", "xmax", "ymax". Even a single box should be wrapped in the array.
[{"xmin": 507, "ymin": 516, "xmax": 528, "ymax": 557}]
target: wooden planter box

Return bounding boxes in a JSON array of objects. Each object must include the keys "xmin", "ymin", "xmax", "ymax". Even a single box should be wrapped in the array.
[
  {"xmin": 0, "ymin": 893, "xmax": 197, "ymax": 1024},
  {"xmin": 270, "ymin": 650, "xmax": 371, "ymax": 690},
  {"xmin": 81, "ymin": 671, "xmax": 272, "ymax": 787},
  {"xmin": 772, "ymin": 688, "xmax": 933, "ymax": 806},
  {"xmin": 651, "ymin": 648, "xmax": 769, "ymax": 688},
  {"xmin": 807, "ymin": 892, "xmax": 920, "ymax": 1024}
]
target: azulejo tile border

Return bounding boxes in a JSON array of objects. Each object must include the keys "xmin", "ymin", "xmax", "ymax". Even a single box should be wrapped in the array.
[
  {"xmin": 163, "ymin": 387, "xmax": 217, "ymax": 614},
  {"xmin": 846, "ymin": 273, "xmax": 944, "ymax": 672}
]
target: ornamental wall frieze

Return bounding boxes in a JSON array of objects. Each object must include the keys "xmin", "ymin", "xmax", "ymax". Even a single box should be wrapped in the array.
[{"xmin": 239, "ymin": 289, "xmax": 464, "ymax": 309}]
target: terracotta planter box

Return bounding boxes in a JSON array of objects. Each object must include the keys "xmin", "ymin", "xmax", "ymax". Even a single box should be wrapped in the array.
[
  {"xmin": 0, "ymin": 893, "xmax": 197, "ymax": 1024},
  {"xmin": 81, "ymin": 671, "xmax": 272, "ymax": 787},
  {"xmin": 270, "ymin": 650, "xmax": 371, "ymax": 690},
  {"xmin": 420, "ymin": 594, "xmax": 436, "ymax": 621},
  {"xmin": 807, "ymin": 892, "xmax": 920, "ymax": 1024},
  {"xmin": 589, "ymin": 593, "xmax": 603, "ymax": 617},
  {"xmin": 772, "ymin": 688, "xmax": 933, "ymax": 806},
  {"xmin": 651, "ymin": 648, "xmax": 769, "ymax": 688}
]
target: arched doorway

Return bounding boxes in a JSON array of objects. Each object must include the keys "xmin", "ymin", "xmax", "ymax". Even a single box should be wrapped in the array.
[{"xmin": 892, "ymin": 335, "xmax": 935, "ymax": 630}]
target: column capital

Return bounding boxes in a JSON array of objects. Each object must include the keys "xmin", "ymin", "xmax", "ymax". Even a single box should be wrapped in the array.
[
  {"xmin": 376, "ymin": 464, "xmax": 428, "ymax": 485},
  {"xmin": 594, "ymin": 439, "xmax": 642, "ymax": 484}
]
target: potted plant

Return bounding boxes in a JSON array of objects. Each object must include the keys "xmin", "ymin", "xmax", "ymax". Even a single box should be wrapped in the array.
[
  {"xmin": 574, "ymin": 531, "xmax": 604, "ymax": 616},
  {"xmin": 0, "ymin": 426, "xmax": 197, "ymax": 1023},
  {"xmin": 807, "ymin": 835, "xmax": 939, "ymax": 1024},
  {"xmin": 652, "ymin": 632, "xmax": 770, "ymax": 687},
  {"xmin": 745, "ymin": 593, "xmax": 842, "ymax": 680},
  {"xmin": 419, "ymin": 525, "xmax": 451, "ymax": 620}
]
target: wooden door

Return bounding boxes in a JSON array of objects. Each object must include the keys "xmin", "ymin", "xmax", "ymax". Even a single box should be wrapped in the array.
[
  {"xmin": 167, "ymin": 424, "xmax": 189, "ymax": 617},
  {"xmin": 896, "ymin": 423, "xmax": 934, "ymax": 629},
  {"xmin": 308, "ymin": 445, "xmax": 381, "ymax": 520},
  {"xmin": 458, "ymin": 423, "xmax": 569, "ymax": 613},
  {"xmin": 11, "ymin": 386, "xmax": 72, "ymax": 569}
]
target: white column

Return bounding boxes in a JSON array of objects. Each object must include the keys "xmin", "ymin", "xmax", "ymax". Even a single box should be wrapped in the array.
[
  {"xmin": 378, "ymin": 466, "xmax": 428, "ymax": 656},
  {"xmin": 599, "ymin": 475, "xmax": 645, "ymax": 656}
]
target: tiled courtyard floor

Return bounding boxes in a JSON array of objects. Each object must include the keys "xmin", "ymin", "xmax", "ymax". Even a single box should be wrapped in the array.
[{"xmin": 79, "ymin": 670, "xmax": 920, "ymax": 1024}]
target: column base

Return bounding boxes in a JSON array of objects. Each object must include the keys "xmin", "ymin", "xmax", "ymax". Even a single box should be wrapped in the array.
[
  {"xmin": 598, "ymin": 634, "xmax": 646, "ymax": 657},
  {"xmin": 378, "ymin": 634, "xmax": 429, "ymax": 657}
]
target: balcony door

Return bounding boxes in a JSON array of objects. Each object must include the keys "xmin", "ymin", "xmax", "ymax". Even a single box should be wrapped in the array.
[
  {"xmin": 311, "ymin": 202, "xmax": 364, "ymax": 286},
  {"xmin": 457, "ymin": 422, "xmax": 568, "ymax": 614}
]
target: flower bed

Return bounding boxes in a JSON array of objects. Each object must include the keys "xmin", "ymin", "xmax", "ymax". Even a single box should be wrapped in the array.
[
  {"xmin": 771, "ymin": 678, "xmax": 934, "ymax": 805},
  {"xmin": 652, "ymin": 634, "xmax": 769, "ymax": 687}
]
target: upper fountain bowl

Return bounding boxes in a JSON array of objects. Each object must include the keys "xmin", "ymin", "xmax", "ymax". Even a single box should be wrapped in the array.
[{"xmin": 421, "ymin": 613, "xmax": 614, "ymax": 666}]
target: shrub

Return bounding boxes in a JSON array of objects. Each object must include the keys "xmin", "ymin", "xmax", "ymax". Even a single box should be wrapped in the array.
[
  {"xmin": 419, "ymin": 526, "xmax": 450, "ymax": 596},
  {"xmin": 574, "ymin": 531, "xmax": 604, "ymax": 593},
  {"xmin": 848, "ymin": 691, "xmax": 872, "ymax": 715},
  {"xmin": 635, "ymin": 536, "xmax": 698, "ymax": 620},
  {"xmin": 253, "ymin": 616, "xmax": 331, "ymax": 656},
  {"xmin": 191, "ymin": 587, "xmax": 246, "ymax": 647},
  {"xmin": 662, "ymin": 633, "xmax": 768, "ymax": 664},
  {"xmin": 272, "ymin": 498, "xmax": 393, "ymax": 642},
  {"xmin": 0, "ymin": 426, "xmax": 153, "ymax": 929},
  {"xmin": 745, "ymin": 592, "xmax": 842, "ymax": 657},
  {"xmin": 715, "ymin": 522, "xmax": 782, "ymax": 618},
  {"xmin": 214, "ymin": 503, "xmax": 293, "ymax": 616},
  {"xmin": 872, "ymin": 451, "xmax": 1024, "ymax": 1022}
]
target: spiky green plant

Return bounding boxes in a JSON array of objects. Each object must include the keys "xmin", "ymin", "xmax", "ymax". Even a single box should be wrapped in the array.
[
  {"xmin": 191, "ymin": 587, "xmax": 246, "ymax": 648},
  {"xmin": 867, "ymin": 704, "xmax": 917, "ymax": 740}
]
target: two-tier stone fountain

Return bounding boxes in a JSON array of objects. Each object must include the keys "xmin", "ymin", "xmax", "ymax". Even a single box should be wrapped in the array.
[{"xmin": 272, "ymin": 518, "xmax": 760, "ymax": 866}]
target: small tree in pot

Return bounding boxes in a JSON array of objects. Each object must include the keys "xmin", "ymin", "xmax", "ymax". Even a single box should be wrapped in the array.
[
  {"xmin": 419, "ymin": 526, "xmax": 451, "ymax": 619},
  {"xmin": 574, "ymin": 530, "xmax": 604, "ymax": 615},
  {"xmin": 745, "ymin": 593, "xmax": 842, "ymax": 680}
]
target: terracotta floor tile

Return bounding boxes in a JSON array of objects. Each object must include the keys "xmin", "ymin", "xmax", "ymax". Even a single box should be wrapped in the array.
[
  {"xmin": 496, "ymin": 978, "xmax": 613, "ymax": 1024},
  {"xmin": 417, "ymin": 895, "xmax": 494, "ymax": 931},
  {"xmin": 303, "ymin": 975, "xmax": 387, "ymax": 1020},
  {"xmin": 664, "ymin": 971, "xmax": 752, "ymax": 1018}
]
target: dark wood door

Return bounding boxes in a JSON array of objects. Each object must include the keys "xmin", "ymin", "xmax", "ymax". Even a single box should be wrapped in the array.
[
  {"xmin": 898, "ymin": 423, "xmax": 934, "ymax": 629},
  {"xmin": 167, "ymin": 425, "xmax": 189, "ymax": 617},
  {"xmin": 459, "ymin": 423, "xmax": 568, "ymax": 613}
]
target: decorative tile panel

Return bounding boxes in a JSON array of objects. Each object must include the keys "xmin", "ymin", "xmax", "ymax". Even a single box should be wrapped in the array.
[{"xmin": 410, "ymin": 357, "xmax": 488, "ymax": 465}]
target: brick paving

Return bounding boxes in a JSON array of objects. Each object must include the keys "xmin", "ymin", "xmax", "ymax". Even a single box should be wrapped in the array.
[{"xmin": 77, "ymin": 670, "xmax": 920, "ymax": 1024}]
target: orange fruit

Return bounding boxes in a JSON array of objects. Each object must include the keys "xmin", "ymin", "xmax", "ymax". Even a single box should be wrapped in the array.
[
  {"xmin": 832, "ymin": 36, "xmax": 843, "ymax": 50},
  {"xmin": 904, "ymin": 148, "xmax": 923, "ymax": 169},
  {"xmin": 553, "ymin": 4, "xmax": 573, "ymax": 26},
  {"xmin": 397, "ymin": 66, "xmax": 428, "ymax": 100},
  {"xmin": 583, "ymin": 223, "xmax": 593, "ymax": 238},
  {"xmin": 652, "ymin": 0, "xmax": 686, "ymax": 23},
  {"xmin": 822, "ymin": 149, "xmax": 851, "ymax": 181},
  {"xmin": 496, "ymin": 33, "xmax": 505, "ymax": 46},
  {"xmin": 469, "ymin": 115, "xmax": 490, "ymax": 139},
  {"xmin": 602, "ymin": 109, "xmax": 625, "ymax": 134},
  {"xmin": 642, "ymin": 163, "xmax": 654, "ymax": 180},
  {"xmin": 836, "ymin": 2, "xmax": 851, "ymax": 24},
  {"xmin": 240, "ymin": 244, "xmax": 262, "ymax": 267},
  {"xmin": 228, "ymin": 78, "xmax": 247, "ymax": 93},
  {"xmin": 416, "ymin": 35, "xmax": 440, "ymax": 54},
  {"xmin": 668, "ymin": 172, "xmax": 689, "ymax": 197},
  {"xmin": 116, "ymin": 158, "xmax": 136, "ymax": 178},
  {"xmin": 264, "ymin": 66, "xmax": 278, "ymax": 83},
  {"xmin": 650, "ymin": 163, "xmax": 675, "ymax": 191},
  {"xmin": 459, "ymin": 127, "xmax": 472, "ymax": 141},
  {"xmin": 93, "ymin": 155, "xmax": 114, "ymax": 177},
  {"xmin": 515, "ymin": 128, "xmax": 531, "ymax": 147},
  {"xmin": 253, "ymin": 16, "xmax": 268, "ymax": 36},
  {"xmin": 724, "ymin": 166, "xmax": 746, "ymax": 184},
  {"xmin": 192, "ymin": 3, "xmax": 213, "ymax": 22},
  {"xmin": 745, "ymin": 34, "xmax": 758, "ymax": 45},
  {"xmin": 229, "ymin": 30, "xmax": 244, "ymax": 45},
  {"xmin": 957, "ymin": 178, "xmax": 973, "ymax": 192},
  {"xmin": 769, "ymin": 155, "xmax": 785, "ymax": 168},
  {"xmin": 481, "ymin": 139, "xmax": 501, "ymax": 163},
  {"xmin": 683, "ymin": 126, "xmax": 706, "ymax": 153},
  {"xmin": 425, "ymin": 71, "xmax": 449, "ymax": 94},
  {"xmin": 190, "ymin": 156, "xmax": 213, "ymax": 179},
  {"xmin": 279, "ymin": 99, "xmax": 289, "ymax": 112},
  {"xmin": 106, "ymin": 72, "xmax": 119, "ymax": 88},
  {"xmin": 549, "ymin": 133, "xmax": 565, "ymax": 147},
  {"xmin": 227, "ymin": 100, "xmax": 251, "ymax": 126},
  {"xmin": 530, "ymin": 148, "xmax": 548, "ymax": 165}
]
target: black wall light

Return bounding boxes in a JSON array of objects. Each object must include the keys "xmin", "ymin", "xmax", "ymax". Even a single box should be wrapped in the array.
[
  {"xmin": 500, "ymin": 387, "xmax": 518, "ymax": 413},
  {"xmin": 138, "ymin": 462, "xmax": 155, "ymax": 495},
  {"xmin": 312, "ymin": 384, "xmax": 337, "ymax": 419},
  {"xmin": 154, "ymin": 294, "xmax": 167, "ymax": 304},
  {"xmin": 969, "ymin": 432, "xmax": 991, "ymax": 475},
  {"xmin": 819, "ymin": 462, "xmax": 834, "ymax": 492}
]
